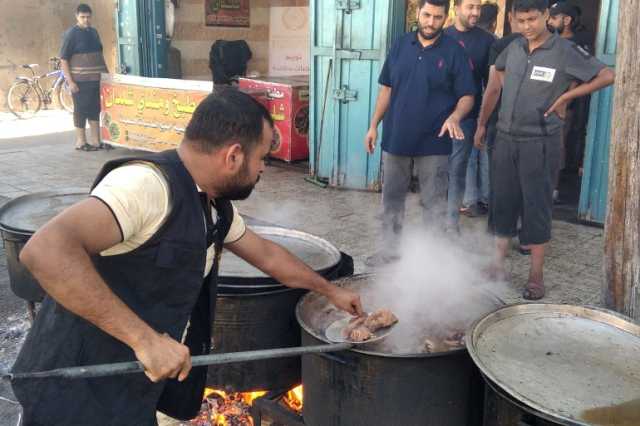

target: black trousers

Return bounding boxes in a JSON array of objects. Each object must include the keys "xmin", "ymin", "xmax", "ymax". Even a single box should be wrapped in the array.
[
  {"xmin": 491, "ymin": 132, "xmax": 561, "ymax": 245},
  {"xmin": 72, "ymin": 81, "xmax": 100, "ymax": 128}
]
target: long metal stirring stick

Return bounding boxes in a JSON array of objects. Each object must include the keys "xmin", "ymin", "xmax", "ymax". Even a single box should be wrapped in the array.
[{"xmin": 1, "ymin": 343, "xmax": 353, "ymax": 381}]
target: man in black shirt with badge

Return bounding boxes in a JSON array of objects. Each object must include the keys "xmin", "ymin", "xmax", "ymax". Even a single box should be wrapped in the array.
[
  {"xmin": 474, "ymin": 0, "xmax": 614, "ymax": 300},
  {"xmin": 60, "ymin": 4, "xmax": 110, "ymax": 151}
]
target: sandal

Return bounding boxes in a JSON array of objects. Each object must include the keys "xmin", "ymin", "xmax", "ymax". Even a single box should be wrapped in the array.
[
  {"xmin": 518, "ymin": 245, "xmax": 532, "ymax": 256},
  {"xmin": 98, "ymin": 142, "xmax": 114, "ymax": 150},
  {"xmin": 523, "ymin": 281, "xmax": 545, "ymax": 300},
  {"xmin": 76, "ymin": 143, "xmax": 99, "ymax": 152}
]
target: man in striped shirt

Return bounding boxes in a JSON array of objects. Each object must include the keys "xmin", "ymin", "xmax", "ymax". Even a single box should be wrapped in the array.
[{"xmin": 60, "ymin": 3, "xmax": 110, "ymax": 151}]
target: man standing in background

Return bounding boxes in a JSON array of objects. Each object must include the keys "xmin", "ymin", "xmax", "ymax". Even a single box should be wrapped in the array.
[
  {"xmin": 444, "ymin": 0, "xmax": 495, "ymax": 224},
  {"xmin": 460, "ymin": 2, "xmax": 499, "ymax": 218},
  {"xmin": 478, "ymin": 2, "xmax": 499, "ymax": 33},
  {"xmin": 60, "ymin": 4, "xmax": 111, "ymax": 151},
  {"xmin": 363, "ymin": 0, "xmax": 475, "ymax": 266},
  {"xmin": 547, "ymin": 2, "xmax": 592, "ymax": 199}
]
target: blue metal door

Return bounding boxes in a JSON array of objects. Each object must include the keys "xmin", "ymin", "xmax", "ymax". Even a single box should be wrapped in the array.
[
  {"xmin": 140, "ymin": 0, "xmax": 168, "ymax": 78},
  {"xmin": 310, "ymin": 0, "xmax": 405, "ymax": 190},
  {"xmin": 116, "ymin": 0, "xmax": 143, "ymax": 75},
  {"xmin": 578, "ymin": 0, "xmax": 618, "ymax": 224},
  {"xmin": 116, "ymin": 0, "xmax": 167, "ymax": 77}
]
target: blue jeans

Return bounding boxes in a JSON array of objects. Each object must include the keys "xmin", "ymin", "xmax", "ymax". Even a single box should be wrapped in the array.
[
  {"xmin": 485, "ymin": 124, "xmax": 498, "ymax": 233},
  {"xmin": 447, "ymin": 118, "xmax": 476, "ymax": 228},
  {"xmin": 463, "ymin": 146, "xmax": 490, "ymax": 206}
]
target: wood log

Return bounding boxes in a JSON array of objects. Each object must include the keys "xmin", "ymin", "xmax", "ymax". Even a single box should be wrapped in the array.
[{"xmin": 604, "ymin": 0, "xmax": 640, "ymax": 318}]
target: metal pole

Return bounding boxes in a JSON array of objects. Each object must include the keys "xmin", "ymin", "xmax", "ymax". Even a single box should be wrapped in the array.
[{"xmin": 2, "ymin": 343, "xmax": 353, "ymax": 381}]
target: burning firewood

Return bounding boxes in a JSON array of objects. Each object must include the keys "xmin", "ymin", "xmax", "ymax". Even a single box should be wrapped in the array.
[{"xmin": 188, "ymin": 389, "xmax": 266, "ymax": 426}]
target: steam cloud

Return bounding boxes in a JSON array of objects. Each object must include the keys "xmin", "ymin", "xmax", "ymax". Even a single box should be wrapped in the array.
[{"xmin": 362, "ymin": 226, "xmax": 508, "ymax": 354}]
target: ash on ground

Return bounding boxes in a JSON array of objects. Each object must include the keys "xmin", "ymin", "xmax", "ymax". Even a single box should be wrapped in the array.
[{"xmin": 0, "ymin": 312, "xmax": 29, "ymax": 372}]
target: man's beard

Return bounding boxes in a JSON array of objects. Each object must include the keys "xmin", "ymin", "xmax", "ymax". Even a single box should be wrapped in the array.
[
  {"xmin": 419, "ymin": 23, "xmax": 444, "ymax": 40},
  {"xmin": 459, "ymin": 15, "xmax": 477, "ymax": 30},
  {"xmin": 548, "ymin": 22, "xmax": 565, "ymax": 34},
  {"xmin": 219, "ymin": 167, "xmax": 260, "ymax": 200}
]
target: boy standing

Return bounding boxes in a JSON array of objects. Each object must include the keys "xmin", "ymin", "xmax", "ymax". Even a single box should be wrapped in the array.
[{"xmin": 476, "ymin": 0, "xmax": 614, "ymax": 299}]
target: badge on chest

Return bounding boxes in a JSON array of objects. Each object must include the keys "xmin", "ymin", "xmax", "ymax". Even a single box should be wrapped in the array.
[{"xmin": 530, "ymin": 66, "xmax": 556, "ymax": 83}]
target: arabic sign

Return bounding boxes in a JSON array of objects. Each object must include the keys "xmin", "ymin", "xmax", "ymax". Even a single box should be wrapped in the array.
[
  {"xmin": 205, "ymin": 0, "xmax": 250, "ymax": 27},
  {"xmin": 269, "ymin": 7, "xmax": 309, "ymax": 76},
  {"xmin": 100, "ymin": 74, "xmax": 211, "ymax": 152}
]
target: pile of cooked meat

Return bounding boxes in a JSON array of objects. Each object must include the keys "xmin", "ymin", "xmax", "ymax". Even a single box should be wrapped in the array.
[{"xmin": 342, "ymin": 308, "xmax": 399, "ymax": 342}]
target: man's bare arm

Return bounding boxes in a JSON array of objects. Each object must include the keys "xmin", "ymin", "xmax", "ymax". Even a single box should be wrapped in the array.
[
  {"xmin": 477, "ymin": 67, "xmax": 504, "ymax": 128},
  {"xmin": 226, "ymin": 229, "xmax": 363, "ymax": 315},
  {"xmin": 439, "ymin": 94, "xmax": 474, "ymax": 140},
  {"xmin": 60, "ymin": 59, "xmax": 79, "ymax": 93},
  {"xmin": 364, "ymin": 85, "xmax": 392, "ymax": 154},
  {"xmin": 20, "ymin": 198, "xmax": 191, "ymax": 382},
  {"xmin": 545, "ymin": 67, "xmax": 615, "ymax": 117},
  {"xmin": 474, "ymin": 68, "xmax": 504, "ymax": 149}
]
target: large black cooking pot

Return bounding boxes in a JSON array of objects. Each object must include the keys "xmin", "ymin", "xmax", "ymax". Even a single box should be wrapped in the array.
[
  {"xmin": 0, "ymin": 192, "xmax": 87, "ymax": 302},
  {"xmin": 296, "ymin": 274, "xmax": 503, "ymax": 426},
  {"xmin": 208, "ymin": 227, "xmax": 351, "ymax": 392},
  {"xmin": 207, "ymin": 287, "xmax": 307, "ymax": 392},
  {"xmin": 467, "ymin": 304, "xmax": 640, "ymax": 426}
]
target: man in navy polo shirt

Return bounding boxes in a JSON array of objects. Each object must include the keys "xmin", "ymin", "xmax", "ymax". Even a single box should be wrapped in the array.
[
  {"xmin": 444, "ymin": 0, "xmax": 496, "ymax": 223},
  {"xmin": 363, "ymin": 0, "xmax": 475, "ymax": 265}
]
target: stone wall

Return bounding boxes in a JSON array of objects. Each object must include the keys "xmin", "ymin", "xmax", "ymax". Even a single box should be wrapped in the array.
[
  {"xmin": 171, "ymin": 0, "xmax": 308, "ymax": 81},
  {"xmin": 0, "ymin": 0, "xmax": 117, "ymax": 111}
]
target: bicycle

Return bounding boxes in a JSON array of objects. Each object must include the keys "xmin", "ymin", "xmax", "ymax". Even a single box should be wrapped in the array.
[{"xmin": 6, "ymin": 57, "xmax": 74, "ymax": 119}]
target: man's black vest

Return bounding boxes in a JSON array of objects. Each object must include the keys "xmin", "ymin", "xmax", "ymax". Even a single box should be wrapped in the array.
[{"xmin": 12, "ymin": 150, "xmax": 233, "ymax": 425}]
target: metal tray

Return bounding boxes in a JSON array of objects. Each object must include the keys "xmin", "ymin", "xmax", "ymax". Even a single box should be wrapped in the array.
[
  {"xmin": 0, "ymin": 191, "xmax": 87, "ymax": 233},
  {"xmin": 466, "ymin": 303, "xmax": 640, "ymax": 426},
  {"xmin": 219, "ymin": 226, "xmax": 341, "ymax": 282}
]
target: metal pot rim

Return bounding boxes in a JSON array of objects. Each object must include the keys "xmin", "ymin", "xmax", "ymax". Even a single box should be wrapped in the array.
[
  {"xmin": 466, "ymin": 303, "xmax": 640, "ymax": 426},
  {"xmin": 0, "ymin": 191, "xmax": 87, "ymax": 234},
  {"xmin": 219, "ymin": 226, "xmax": 341, "ymax": 282},
  {"xmin": 297, "ymin": 302, "xmax": 481, "ymax": 358},
  {"xmin": 295, "ymin": 274, "xmax": 504, "ymax": 358},
  {"xmin": 218, "ymin": 287, "xmax": 305, "ymax": 298}
]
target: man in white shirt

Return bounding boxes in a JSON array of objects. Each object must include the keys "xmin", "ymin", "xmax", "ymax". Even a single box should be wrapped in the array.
[{"xmin": 12, "ymin": 88, "xmax": 363, "ymax": 425}]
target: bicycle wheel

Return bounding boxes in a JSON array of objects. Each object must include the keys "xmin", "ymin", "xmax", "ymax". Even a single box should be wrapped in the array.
[
  {"xmin": 7, "ymin": 81, "xmax": 41, "ymax": 119},
  {"xmin": 56, "ymin": 82, "xmax": 74, "ymax": 113}
]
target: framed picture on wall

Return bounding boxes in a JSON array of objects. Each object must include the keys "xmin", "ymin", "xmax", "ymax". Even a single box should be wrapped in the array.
[{"xmin": 205, "ymin": 0, "xmax": 250, "ymax": 27}]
